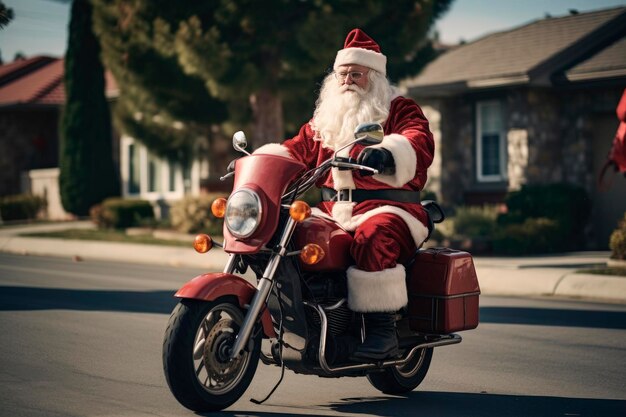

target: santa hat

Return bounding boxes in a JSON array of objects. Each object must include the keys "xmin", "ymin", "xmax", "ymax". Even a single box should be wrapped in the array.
[{"xmin": 333, "ymin": 28, "xmax": 387, "ymax": 76}]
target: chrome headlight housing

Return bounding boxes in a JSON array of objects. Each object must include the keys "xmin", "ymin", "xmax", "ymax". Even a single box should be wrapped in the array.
[{"xmin": 225, "ymin": 188, "xmax": 262, "ymax": 238}]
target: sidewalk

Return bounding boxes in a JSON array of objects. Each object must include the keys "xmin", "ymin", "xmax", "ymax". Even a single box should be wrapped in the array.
[{"xmin": 1, "ymin": 221, "xmax": 624, "ymax": 303}]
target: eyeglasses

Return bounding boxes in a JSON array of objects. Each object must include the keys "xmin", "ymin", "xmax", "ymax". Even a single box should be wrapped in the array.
[{"xmin": 334, "ymin": 71, "xmax": 367, "ymax": 82}]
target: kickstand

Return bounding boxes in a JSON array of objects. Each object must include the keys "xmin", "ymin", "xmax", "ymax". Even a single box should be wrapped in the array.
[
  {"xmin": 250, "ymin": 287, "xmax": 285, "ymax": 405},
  {"xmin": 250, "ymin": 351, "xmax": 285, "ymax": 405}
]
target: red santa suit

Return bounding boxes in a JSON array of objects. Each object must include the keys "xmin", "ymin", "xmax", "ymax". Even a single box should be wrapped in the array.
[{"xmin": 255, "ymin": 30, "xmax": 434, "ymax": 313}]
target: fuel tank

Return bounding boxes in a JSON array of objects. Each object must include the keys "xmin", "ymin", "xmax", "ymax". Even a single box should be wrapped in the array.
[{"xmin": 293, "ymin": 215, "xmax": 353, "ymax": 271}]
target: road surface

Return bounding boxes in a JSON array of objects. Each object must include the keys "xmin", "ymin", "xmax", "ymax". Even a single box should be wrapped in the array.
[{"xmin": 0, "ymin": 253, "xmax": 625, "ymax": 416}]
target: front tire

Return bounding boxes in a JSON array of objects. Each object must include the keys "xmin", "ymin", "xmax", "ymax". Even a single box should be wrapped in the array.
[
  {"xmin": 367, "ymin": 347, "xmax": 433, "ymax": 394},
  {"xmin": 162, "ymin": 298, "xmax": 261, "ymax": 412}
]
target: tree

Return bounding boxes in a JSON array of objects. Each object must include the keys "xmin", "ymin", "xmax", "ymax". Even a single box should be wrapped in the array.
[
  {"xmin": 0, "ymin": 1, "xmax": 14, "ymax": 30},
  {"xmin": 92, "ymin": 0, "xmax": 228, "ymax": 174},
  {"xmin": 59, "ymin": 0, "xmax": 119, "ymax": 216},
  {"xmin": 160, "ymin": 0, "xmax": 453, "ymax": 144},
  {"xmin": 92, "ymin": 0, "xmax": 453, "ymax": 159}
]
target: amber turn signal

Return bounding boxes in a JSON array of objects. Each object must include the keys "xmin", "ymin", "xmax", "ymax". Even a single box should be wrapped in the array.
[
  {"xmin": 289, "ymin": 200, "xmax": 311, "ymax": 222},
  {"xmin": 211, "ymin": 198, "xmax": 227, "ymax": 218},
  {"xmin": 300, "ymin": 243, "xmax": 325, "ymax": 265},
  {"xmin": 193, "ymin": 234, "xmax": 213, "ymax": 253}
]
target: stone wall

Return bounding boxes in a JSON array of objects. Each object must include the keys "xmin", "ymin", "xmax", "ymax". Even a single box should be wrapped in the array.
[
  {"xmin": 515, "ymin": 87, "xmax": 622, "ymax": 194},
  {"xmin": 422, "ymin": 86, "xmax": 624, "ymax": 206},
  {"xmin": 420, "ymin": 103, "xmax": 442, "ymax": 198},
  {"xmin": 439, "ymin": 95, "xmax": 475, "ymax": 205}
]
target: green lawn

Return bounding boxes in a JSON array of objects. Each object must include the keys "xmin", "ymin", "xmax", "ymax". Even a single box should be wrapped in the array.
[
  {"xmin": 577, "ymin": 267, "xmax": 626, "ymax": 277},
  {"xmin": 20, "ymin": 228, "xmax": 192, "ymax": 247}
]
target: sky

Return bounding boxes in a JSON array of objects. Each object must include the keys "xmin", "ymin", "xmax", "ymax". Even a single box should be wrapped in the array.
[{"xmin": 1, "ymin": 0, "xmax": 625, "ymax": 62}]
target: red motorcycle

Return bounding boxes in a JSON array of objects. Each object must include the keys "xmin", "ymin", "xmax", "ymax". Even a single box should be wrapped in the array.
[{"xmin": 162, "ymin": 123, "xmax": 480, "ymax": 412}]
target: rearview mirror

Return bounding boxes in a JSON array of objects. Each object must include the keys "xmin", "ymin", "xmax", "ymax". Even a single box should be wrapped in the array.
[
  {"xmin": 232, "ymin": 131, "xmax": 250, "ymax": 155},
  {"xmin": 354, "ymin": 122, "xmax": 384, "ymax": 145},
  {"xmin": 422, "ymin": 200, "xmax": 445, "ymax": 224}
]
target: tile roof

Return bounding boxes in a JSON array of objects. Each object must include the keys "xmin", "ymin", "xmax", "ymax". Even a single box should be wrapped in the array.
[
  {"xmin": 0, "ymin": 57, "xmax": 118, "ymax": 108},
  {"xmin": 565, "ymin": 35, "xmax": 626, "ymax": 81},
  {"xmin": 404, "ymin": 7, "xmax": 626, "ymax": 94}
]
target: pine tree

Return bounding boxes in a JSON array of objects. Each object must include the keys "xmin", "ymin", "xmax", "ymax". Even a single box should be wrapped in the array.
[
  {"xmin": 161, "ymin": 0, "xmax": 453, "ymax": 145},
  {"xmin": 0, "ymin": 1, "xmax": 14, "ymax": 30},
  {"xmin": 59, "ymin": 0, "xmax": 119, "ymax": 217},
  {"xmin": 92, "ymin": 0, "xmax": 453, "ymax": 158},
  {"xmin": 92, "ymin": 0, "xmax": 228, "ymax": 174}
]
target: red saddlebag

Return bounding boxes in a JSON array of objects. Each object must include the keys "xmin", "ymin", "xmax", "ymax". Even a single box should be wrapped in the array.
[{"xmin": 407, "ymin": 248, "xmax": 480, "ymax": 334}]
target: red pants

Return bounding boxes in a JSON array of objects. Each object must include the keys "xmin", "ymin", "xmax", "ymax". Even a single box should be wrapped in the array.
[{"xmin": 350, "ymin": 213, "xmax": 417, "ymax": 272}]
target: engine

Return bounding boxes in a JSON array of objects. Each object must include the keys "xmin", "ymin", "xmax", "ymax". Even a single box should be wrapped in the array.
[{"xmin": 302, "ymin": 272, "xmax": 353, "ymax": 336}]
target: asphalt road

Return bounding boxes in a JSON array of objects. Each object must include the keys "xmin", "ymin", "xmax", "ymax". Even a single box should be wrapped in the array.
[{"xmin": 0, "ymin": 252, "xmax": 625, "ymax": 417}]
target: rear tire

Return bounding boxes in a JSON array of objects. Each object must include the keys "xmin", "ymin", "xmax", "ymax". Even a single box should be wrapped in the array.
[
  {"xmin": 162, "ymin": 298, "xmax": 261, "ymax": 412},
  {"xmin": 367, "ymin": 347, "xmax": 433, "ymax": 394}
]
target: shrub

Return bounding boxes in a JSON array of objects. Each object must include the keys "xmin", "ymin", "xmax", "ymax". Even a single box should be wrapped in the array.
[
  {"xmin": 452, "ymin": 205, "xmax": 498, "ymax": 238},
  {"xmin": 496, "ymin": 183, "xmax": 591, "ymax": 253},
  {"xmin": 493, "ymin": 217, "xmax": 562, "ymax": 255},
  {"xmin": 609, "ymin": 213, "xmax": 626, "ymax": 260},
  {"xmin": 91, "ymin": 198, "xmax": 154, "ymax": 229},
  {"xmin": 0, "ymin": 194, "xmax": 47, "ymax": 221},
  {"xmin": 170, "ymin": 193, "xmax": 227, "ymax": 235},
  {"xmin": 298, "ymin": 187, "xmax": 322, "ymax": 207}
]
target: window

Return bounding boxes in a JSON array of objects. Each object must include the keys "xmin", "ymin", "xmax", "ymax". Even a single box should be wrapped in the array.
[
  {"xmin": 122, "ymin": 136, "xmax": 193, "ymax": 199},
  {"xmin": 148, "ymin": 152, "xmax": 162, "ymax": 193},
  {"xmin": 476, "ymin": 101, "xmax": 507, "ymax": 182},
  {"xmin": 168, "ymin": 159, "xmax": 177, "ymax": 192},
  {"xmin": 128, "ymin": 143, "xmax": 140, "ymax": 194}
]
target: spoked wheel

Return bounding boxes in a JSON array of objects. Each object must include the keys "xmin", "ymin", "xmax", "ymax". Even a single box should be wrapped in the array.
[
  {"xmin": 163, "ymin": 298, "xmax": 261, "ymax": 412},
  {"xmin": 367, "ymin": 347, "xmax": 433, "ymax": 394}
]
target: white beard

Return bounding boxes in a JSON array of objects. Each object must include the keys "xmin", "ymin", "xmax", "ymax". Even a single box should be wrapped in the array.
[{"xmin": 311, "ymin": 72, "xmax": 393, "ymax": 150}]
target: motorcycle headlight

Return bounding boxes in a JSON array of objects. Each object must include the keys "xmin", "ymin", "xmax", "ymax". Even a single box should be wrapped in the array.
[{"xmin": 225, "ymin": 189, "xmax": 262, "ymax": 238}]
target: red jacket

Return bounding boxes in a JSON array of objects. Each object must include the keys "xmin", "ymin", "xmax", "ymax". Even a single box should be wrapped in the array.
[{"xmin": 256, "ymin": 96, "xmax": 434, "ymax": 245}]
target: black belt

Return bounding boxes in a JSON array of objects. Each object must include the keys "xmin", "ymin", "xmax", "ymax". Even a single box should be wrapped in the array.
[{"xmin": 321, "ymin": 187, "xmax": 421, "ymax": 203}]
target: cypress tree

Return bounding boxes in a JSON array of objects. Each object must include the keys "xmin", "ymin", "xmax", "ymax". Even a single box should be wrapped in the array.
[{"xmin": 59, "ymin": 0, "xmax": 119, "ymax": 216}]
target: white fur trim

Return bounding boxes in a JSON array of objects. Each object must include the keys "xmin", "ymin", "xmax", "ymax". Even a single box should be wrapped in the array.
[
  {"xmin": 368, "ymin": 134, "xmax": 416, "ymax": 187},
  {"xmin": 331, "ymin": 202, "xmax": 356, "ymax": 226},
  {"xmin": 334, "ymin": 48, "xmax": 387, "ymax": 76},
  {"xmin": 331, "ymin": 144, "xmax": 356, "ymax": 190},
  {"xmin": 253, "ymin": 143, "xmax": 293, "ymax": 159},
  {"xmin": 331, "ymin": 168, "xmax": 356, "ymax": 190},
  {"xmin": 331, "ymin": 204, "xmax": 428, "ymax": 247},
  {"xmin": 347, "ymin": 265, "xmax": 407, "ymax": 312},
  {"xmin": 311, "ymin": 207, "xmax": 339, "ymax": 223}
]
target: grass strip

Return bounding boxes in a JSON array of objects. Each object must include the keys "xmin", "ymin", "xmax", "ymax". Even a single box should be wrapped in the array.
[
  {"xmin": 20, "ymin": 229, "xmax": 191, "ymax": 248},
  {"xmin": 577, "ymin": 267, "xmax": 626, "ymax": 277}
]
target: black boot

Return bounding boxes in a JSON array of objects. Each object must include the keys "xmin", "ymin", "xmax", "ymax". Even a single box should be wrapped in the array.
[{"xmin": 351, "ymin": 313, "xmax": 399, "ymax": 361}]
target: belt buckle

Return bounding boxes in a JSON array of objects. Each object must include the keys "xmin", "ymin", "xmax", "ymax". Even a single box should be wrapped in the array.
[{"xmin": 336, "ymin": 189, "xmax": 352, "ymax": 202}]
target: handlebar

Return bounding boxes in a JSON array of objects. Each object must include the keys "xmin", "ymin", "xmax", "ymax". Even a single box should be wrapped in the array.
[{"xmin": 331, "ymin": 160, "xmax": 379, "ymax": 175}]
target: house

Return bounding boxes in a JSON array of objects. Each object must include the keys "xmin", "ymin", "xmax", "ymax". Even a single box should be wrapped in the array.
[
  {"xmin": 403, "ymin": 7, "xmax": 626, "ymax": 249},
  {"xmin": 0, "ymin": 56, "xmax": 206, "ymax": 220}
]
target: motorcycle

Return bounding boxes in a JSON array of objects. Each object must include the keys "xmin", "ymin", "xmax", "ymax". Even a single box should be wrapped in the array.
[{"xmin": 162, "ymin": 123, "xmax": 480, "ymax": 412}]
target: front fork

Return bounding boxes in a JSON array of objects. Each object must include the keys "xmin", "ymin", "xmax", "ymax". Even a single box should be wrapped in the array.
[{"xmin": 229, "ymin": 217, "xmax": 299, "ymax": 359}]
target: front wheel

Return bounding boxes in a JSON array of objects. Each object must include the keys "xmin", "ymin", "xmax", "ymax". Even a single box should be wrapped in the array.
[
  {"xmin": 367, "ymin": 347, "xmax": 433, "ymax": 394},
  {"xmin": 162, "ymin": 298, "xmax": 261, "ymax": 412}
]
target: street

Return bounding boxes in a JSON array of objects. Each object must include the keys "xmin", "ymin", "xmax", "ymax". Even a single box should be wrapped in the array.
[{"xmin": 0, "ymin": 252, "xmax": 625, "ymax": 417}]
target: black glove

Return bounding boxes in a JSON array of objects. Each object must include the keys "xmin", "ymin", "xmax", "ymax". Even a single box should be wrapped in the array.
[{"xmin": 357, "ymin": 147, "xmax": 395, "ymax": 176}]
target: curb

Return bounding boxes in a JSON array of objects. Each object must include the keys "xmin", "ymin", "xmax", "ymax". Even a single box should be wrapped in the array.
[
  {"xmin": 1, "ymin": 228, "xmax": 624, "ymax": 304},
  {"xmin": 554, "ymin": 273, "xmax": 626, "ymax": 301},
  {"xmin": 0, "ymin": 235, "xmax": 230, "ymax": 270}
]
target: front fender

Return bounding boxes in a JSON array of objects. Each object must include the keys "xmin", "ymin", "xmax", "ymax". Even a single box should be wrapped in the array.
[{"xmin": 175, "ymin": 272, "xmax": 276, "ymax": 338}]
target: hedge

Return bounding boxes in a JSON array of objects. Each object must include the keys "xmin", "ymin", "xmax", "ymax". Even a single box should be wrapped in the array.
[
  {"xmin": 91, "ymin": 198, "xmax": 154, "ymax": 229},
  {"xmin": 0, "ymin": 194, "xmax": 47, "ymax": 222}
]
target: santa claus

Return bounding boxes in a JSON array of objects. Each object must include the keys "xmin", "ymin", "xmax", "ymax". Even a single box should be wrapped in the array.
[{"xmin": 255, "ymin": 28, "xmax": 434, "ymax": 360}]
